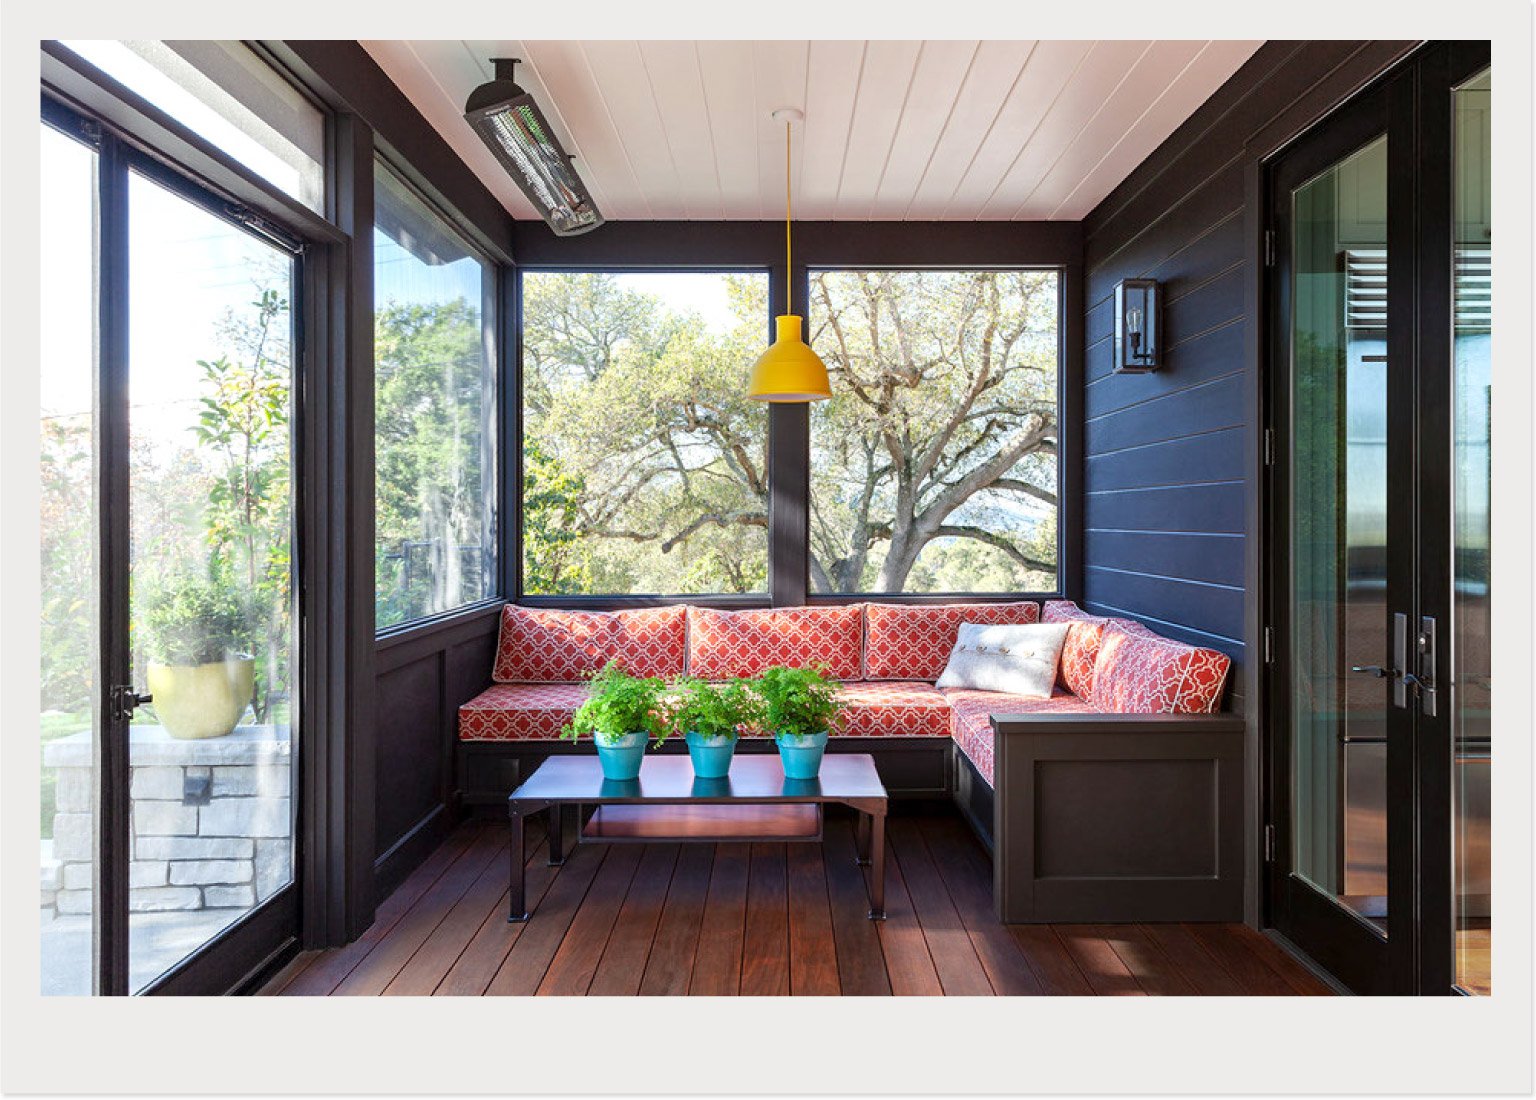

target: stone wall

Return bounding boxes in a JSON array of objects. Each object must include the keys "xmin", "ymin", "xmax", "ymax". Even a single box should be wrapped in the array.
[{"xmin": 43, "ymin": 725, "xmax": 292, "ymax": 915}]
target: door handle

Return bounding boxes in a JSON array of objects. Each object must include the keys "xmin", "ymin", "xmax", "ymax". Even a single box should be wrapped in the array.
[
  {"xmin": 110, "ymin": 685, "xmax": 153, "ymax": 722},
  {"xmin": 1350, "ymin": 665, "xmax": 1392, "ymax": 678},
  {"xmin": 1416, "ymin": 616, "xmax": 1438, "ymax": 718}
]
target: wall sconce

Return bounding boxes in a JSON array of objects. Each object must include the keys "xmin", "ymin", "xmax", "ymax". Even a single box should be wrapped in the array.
[{"xmin": 1113, "ymin": 278, "xmax": 1161, "ymax": 373}]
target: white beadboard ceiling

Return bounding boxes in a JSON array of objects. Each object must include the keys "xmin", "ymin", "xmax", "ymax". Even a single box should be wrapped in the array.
[{"xmin": 362, "ymin": 40, "xmax": 1262, "ymax": 223}]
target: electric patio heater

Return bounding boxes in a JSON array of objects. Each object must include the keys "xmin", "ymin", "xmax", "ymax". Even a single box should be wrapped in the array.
[{"xmin": 464, "ymin": 57, "xmax": 603, "ymax": 237}]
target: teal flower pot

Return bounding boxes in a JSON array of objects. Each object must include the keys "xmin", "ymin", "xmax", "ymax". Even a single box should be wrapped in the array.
[
  {"xmin": 592, "ymin": 731, "xmax": 648, "ymax": 781},
  {"xmin": 774, "ymin": 730, "xmax": 830, "ymax": 780},
  {"xmin": 685, "ymin": 731, "xmax": 737, "ymax": 779}
]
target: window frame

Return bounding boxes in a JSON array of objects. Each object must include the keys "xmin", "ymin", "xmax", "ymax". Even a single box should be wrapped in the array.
[
  {"xmin": 371, "ymin": 151, "xmax": 506, "ymax": 636},
  {"xmin": 513, "ymin": 263, "xmax": 778, "ymax": 608},
  {"xmin": 510, "ymin": 229, "xmax": 1082, "ymax": 611}
]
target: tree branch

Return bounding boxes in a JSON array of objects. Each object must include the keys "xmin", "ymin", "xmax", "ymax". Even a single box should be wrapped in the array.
[{"xmin": 933, "ymin": 525, "xmax": 1056, "ymax": 576}]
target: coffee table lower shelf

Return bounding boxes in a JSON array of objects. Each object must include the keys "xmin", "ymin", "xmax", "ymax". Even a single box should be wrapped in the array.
[
  {"xmin": 507, "ymin": 754, "xmax": 887, "ymax": 923},
  {"xmin": 582, "ymin": 803, "xmax": 823, "ymax": 842}
]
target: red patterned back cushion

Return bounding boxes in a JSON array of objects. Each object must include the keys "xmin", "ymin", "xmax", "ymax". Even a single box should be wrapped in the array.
[
  {"xmin": 1041, "ymin": 601, "xmax": 1157, "ymax": 699},
  {"xmin": 864, "ymin": 601, "xmax": 1040, "ymax": 681},
  {"xmin": 1091, "ymin": 625, "xmax": 1232, "ymax": 714},
  {"xmin": 491, "ymin": 605, "xmax": 687, "ymax": 683},
  {"xmin": 687, "ymin": 605, "xmax": 863, "ymax": 680}
]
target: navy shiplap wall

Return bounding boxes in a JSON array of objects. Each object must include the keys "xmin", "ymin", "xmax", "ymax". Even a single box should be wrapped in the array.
[{"xmin": 1079, "ymin": 40, "xmax": 1416, "ymax": 712}]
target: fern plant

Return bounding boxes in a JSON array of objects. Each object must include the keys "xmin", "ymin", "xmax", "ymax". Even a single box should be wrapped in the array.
[
  {"xmin": 561, "ymin": 662, "xmax": 672, "ymax": 747},
  {"xmin": 671, "ymin": 678, "xmax": 765, "ymax": 741},
  {"xmin": 752, "ymin": 665, "xmax": 845, "ymax": 740}
]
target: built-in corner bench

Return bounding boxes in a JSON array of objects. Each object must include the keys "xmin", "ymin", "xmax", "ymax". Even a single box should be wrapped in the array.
[{"xmin": 455, "ymin": 599, "xmax": 1243, "ymax": 924}]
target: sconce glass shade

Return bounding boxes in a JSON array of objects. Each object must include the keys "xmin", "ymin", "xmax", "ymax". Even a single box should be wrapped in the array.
[
  {"xmin": 1113, "ymin": 278, "xmax": 1161, "ymax": 373},
  {"xmin": 747, "ymin": 315, "xmax": 832, "ymax": 401}
]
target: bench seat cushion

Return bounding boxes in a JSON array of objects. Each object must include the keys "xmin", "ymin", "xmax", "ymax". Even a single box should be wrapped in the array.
[
  {"xmin": 863, "ymin": 601, "xmax": 1040, "ymax": 681},
  {"xmin": 491, "ymin": 605, "xmax": 687, "ymax": 683},
  {"xmin": 836, "ymin": 681, "xmax": 952, "ymax": 738},
  {"xmin": 687, "ymin": 605, "xmax": 863, "ymax": 680},
  {"xmin": 942, "ymin": 687, "xmax": 1093, "ymax": 786},
  {"xmin": 458, "ymin": 683, "xmax": 588, "ymax": 741}
]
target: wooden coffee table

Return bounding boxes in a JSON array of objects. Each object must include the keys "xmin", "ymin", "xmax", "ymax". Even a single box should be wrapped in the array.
[{"xmin": 507, "ymin": 753, "xmax": 888, "ymax": 922}]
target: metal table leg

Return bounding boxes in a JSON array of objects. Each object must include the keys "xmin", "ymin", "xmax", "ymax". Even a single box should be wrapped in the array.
[
  {"xmin": 508, "ymin": 803, "xmax": 529, "ymax": 923},
  {"xmin": 548, "ymin": 803, "xmax": 568, "ymax": 866},
  {"xmin": 867, "ymin": 805, "xmax": 887, "ymax": 921}
]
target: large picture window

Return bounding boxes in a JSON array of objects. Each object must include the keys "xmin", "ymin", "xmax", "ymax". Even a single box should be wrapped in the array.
[
  {"xmin": 808, "ymin": 269, "xmax": 1060, "ymax": 594},
  {"xmin": 374, "ymin": 162, "xmax": 497, "ymax": 629},
  {"xmin": 519, "ymin": 270, "xmax": 771, "ymax": 596}
]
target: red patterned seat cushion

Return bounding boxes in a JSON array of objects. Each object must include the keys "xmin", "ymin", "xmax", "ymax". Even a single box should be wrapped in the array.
[
  {"xmin": 942, "ymin": 687, "xmax": 1093, "ymax": 786},
  {"xmin": 458, "ymin": 683, "xmax": 589, "ymax": 741},
  {"xmin": 863, "ymin": 601, "xmax": 1040, "ymax": 681},
  {"xmin": 1090, "ymin": 625, "xmax": 1232, "ymax": 714},
  {"xmin": 836, "ymin": 681, "xmax": 952, "ymax": 738},
  {"xmin": 686, "ymin": 605, "xmax": 863, "ymax": 681},
  {"xmin": 1041, "ymin": 600, "xmax": 1156, "ymax": 699},
  {"xmin": 491, "ymin": 605, "xmax": 687, "ymax": 683}
]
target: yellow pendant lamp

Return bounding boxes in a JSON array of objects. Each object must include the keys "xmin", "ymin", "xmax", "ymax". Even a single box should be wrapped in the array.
[{"xmin": 748, "ymin": 107, "xmax": 831, "ymax": 402}]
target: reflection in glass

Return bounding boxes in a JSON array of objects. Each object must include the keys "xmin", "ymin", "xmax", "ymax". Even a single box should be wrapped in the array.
[
  {"xmin": 1288, "ymin": 135, "xmax": 1390, "ymax": 931},
  {"xmin": 1452, "ymin": 68, "xmax": 1491, "ymax": 996},
  {"xmin": 126, "ymin": 170, "xmax": 297, "ymax": 992},
  {"xmin": 519, "ymin": 270, "xmax": 771, "ymax": 596},
  {"xmin": 374, "ymin": 162, "xmax": 498, "ymax": 626},
  {"xmin": 808, "ymin": 270, "xmax": 1060, "ymax": 595},
  {"xmin": 39, "ymin": 121, "xmax": 100, "ymax": 995}
]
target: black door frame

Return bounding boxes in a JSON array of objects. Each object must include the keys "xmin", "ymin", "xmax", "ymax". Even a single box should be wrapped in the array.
[
  {"xmin": 1263, "ymin": 40, "xmax": 1491, "ymax": 997},
  {"xmin": 39, "ymin": 79, "xmax": 338, "ymax": 996}
]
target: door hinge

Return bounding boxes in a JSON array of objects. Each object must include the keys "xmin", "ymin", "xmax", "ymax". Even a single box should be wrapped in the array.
[
  {"xmin": 1264, "ymin": 823, "xmax": 1276, "ymax": 863},
  {"xmin": 1263, "ymin": 427, "xmax": 1275, "ymax": 468},
  {"xmin": 1264, "ymin": 228, "xmax": 1276, "ymax": 267},
  {"xmin": 1264, "ymin": 626, "xmax": 1274, "ymax": 665}
]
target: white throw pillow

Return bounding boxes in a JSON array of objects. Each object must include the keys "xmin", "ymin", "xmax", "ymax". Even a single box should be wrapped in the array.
[{"xmin": 934, "ymin": 622, "xmax": 1072, "ymax": 698}]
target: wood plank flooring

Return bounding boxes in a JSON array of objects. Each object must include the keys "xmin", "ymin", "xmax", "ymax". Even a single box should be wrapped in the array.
[{"xmin": 263, "ymin": 812, "xmax": 1333, "ymax": 997}]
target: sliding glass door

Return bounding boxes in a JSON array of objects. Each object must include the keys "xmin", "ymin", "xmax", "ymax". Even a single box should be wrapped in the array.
[
  {"xmin": 40, "ymin": 102, "xmax": 305, "ymax": 995},
  {"xmin": 1267, "ymin": 42, "xmax": 1492, "ymax": 996}
]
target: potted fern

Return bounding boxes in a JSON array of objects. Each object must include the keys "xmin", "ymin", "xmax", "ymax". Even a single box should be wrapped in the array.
[
  {"xmin": 753, "ymin": 665, "xmax": 845, "ymax": 780},
  {"xmin": 671, "ymin": 678, "xmax": 765, "ymax": 779},
  {"xmin": 561, "ymin": 662, "xmax": 671, "ymax": 781}
]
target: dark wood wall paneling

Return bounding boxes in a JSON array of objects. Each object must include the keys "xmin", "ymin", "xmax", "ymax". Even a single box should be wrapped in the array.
[
  {"xmin": 270, "ymin": 42, "xmax": 519, "ymax": 916},
  {"xmin": 1077, "ymin": 40, "xmax": 1418, "ymax": 924}
]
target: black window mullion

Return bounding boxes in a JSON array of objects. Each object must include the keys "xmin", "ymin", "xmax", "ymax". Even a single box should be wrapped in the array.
[{"xmin": 93, "ymin": 127, "xmax": 132, "ymax": 998}]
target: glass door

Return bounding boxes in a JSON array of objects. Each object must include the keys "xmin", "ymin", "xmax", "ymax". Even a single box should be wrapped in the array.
[
  {"xmin": 1268, "ymin": 43, "xmax": 1493, "ymax": 996},
  {"xmin": 122, "ymin": 168, "xmax": 299, "ymax": 993},
  {"xmin": 39, "ymin": 99, "xmax": 304, "ymax": 995},
  {"xmin": 1269, "ymin": 82, "xmax": 1407, "ymax": 994}
]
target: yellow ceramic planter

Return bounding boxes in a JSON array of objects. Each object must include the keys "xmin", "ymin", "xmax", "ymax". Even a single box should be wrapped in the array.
[{"xmin": 146, "ymin": 657, "xmax": 255, "ymax": 740}]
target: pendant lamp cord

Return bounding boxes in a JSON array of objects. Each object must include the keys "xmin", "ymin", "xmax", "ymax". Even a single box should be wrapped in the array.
[{"xmin": 785, "ymin": 119, "xmax": 792, "ymax": 317}]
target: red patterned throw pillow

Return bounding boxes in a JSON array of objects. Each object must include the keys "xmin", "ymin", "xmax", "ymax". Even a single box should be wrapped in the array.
[
  {"xmin": 491, "ymin": 605, "xmax": 687, "ymax": 683},
  {"xmin": 863, "ymin": 601, "xmax": 1040, "ymax": 681},
  {"xmin": 1090, "ymin": 625, "xmax": 1232, "ymax": 714},
  {"xmin": 686, "ymin": 605, "xmax": 864, "ymax": 681},
  {"xmin": 1040, "ymin": 600, "xmax": 1158, "ymax": 699}
]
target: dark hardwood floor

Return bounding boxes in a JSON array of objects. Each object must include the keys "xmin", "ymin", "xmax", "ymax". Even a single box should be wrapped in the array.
[{"xmin": 262, "ymin": 811, "xmax": 1332, "ymax": 996}]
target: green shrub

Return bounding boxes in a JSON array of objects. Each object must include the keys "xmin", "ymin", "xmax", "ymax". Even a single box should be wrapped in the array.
[
  {"xmin": 752, "ymin": 665, "xmax": 845, "ymax": 739},
  {"xmin": 140, "ymin": 576, "xmax": 254, "ymax": 666},
  {"xmin": 671, "ymin": 678, "xmax": 765, "ymax": 741},
  {"xmin": 562, "ymin": 662, "xmax": 672, "ymax": 746}
]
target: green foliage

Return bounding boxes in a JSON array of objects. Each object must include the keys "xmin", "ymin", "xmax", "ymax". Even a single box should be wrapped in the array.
[
  {"xmin": 140, "ymin": 574, "xmax": 254, "ymax": 666},
  {"xmin": 374, "ymin": 297, "xmax": 492, "ymax": 627},
  {"xmin": 521, "ymin": 438, "xmax": 591, "ymax": 595},
  {"xmin": 751, "ymin": 665, "xmax": 845, "ymax": 740},
  {"xmin": 562, "ymin": 662, "xmax": 672, "ymax": 746},
  {"xmin": 670, "ymin": 677, "xmax": 765, "ymax": 741}
]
